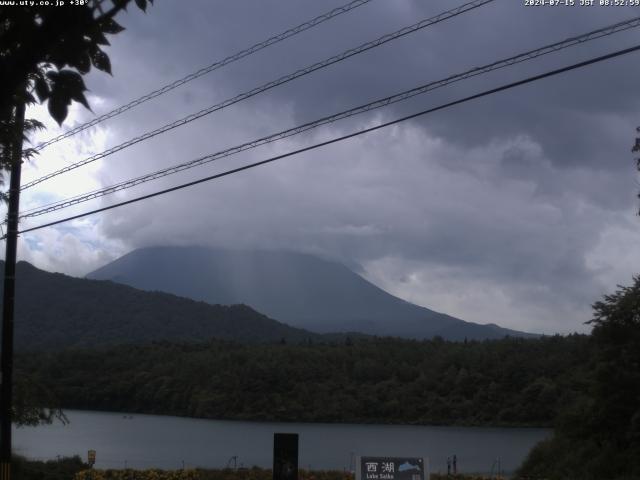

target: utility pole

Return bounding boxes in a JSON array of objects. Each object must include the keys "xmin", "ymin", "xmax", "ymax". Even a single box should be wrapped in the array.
[{"xmin": 1, "ymin": 97, "xmax": 26, "ymax": 480}]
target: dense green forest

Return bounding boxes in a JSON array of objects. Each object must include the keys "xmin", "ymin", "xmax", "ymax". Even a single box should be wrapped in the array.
[
  {"xmin": 13, "ymin": 456, "xmax": 88, "ymax": 480},
  {"xmin": 18, "ymin": 335, "xmax": 590, "ymax": 427},
  {"xmin": 517, "ymin": 277, "xmax": 640, "ymax": 479},
  {"xmin": 4, "ymin": 261, "xmax": 328, "ymax": 350},
  {"xmin": 14, "ymin": 277, "xmax": 640, "ymax": 478}
]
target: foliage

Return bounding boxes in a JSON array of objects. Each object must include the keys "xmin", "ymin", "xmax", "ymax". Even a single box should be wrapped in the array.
[
  {"xmin": 430, "ymin": 476, "xmax": 496, "ymax": 480},
  {"xmin": 517, "ymin": 276, "xmax": 640, "ymax": 479},
  {"xmin": 0, "ymin": 0, "xmax": 152, "ymax": 128},
  {"xmin": 5, "ymin": 261, "xmax": 322, "ymax": 351},
  {"xmin": 13, "ymin": 372, "xmax": 67, "ymax": 426},
  {"xmin": 0, "ymin": 0, "xmax": 153, "ymax": 198},
  {"xmin": 0, "ymin": 0, "xmax": 152, "ymax": 427},
  {"xmin": 195, "ymin": 469, "xmax": 353, "ymax": 480},
  {"xmin": 73, "ymin": 468, "xmax": 349, "ymax": 480},
  {"xmin": 72, "ymin": 468, "xmax": 498, "ymax": 480},
  {"xmin": 18, "ymin": 334, "xmax": 590, "ymax": 427},
  {"xmin": 633, "ymin": 127, "xmax": 640, "ymax": 214},
  {"xmin": 13, "ymin": 455, "xmax": 89, "ymax": 480},
  {"xmin": 76, "ymin": 468, "xmax": 199, "ymax": 480}
]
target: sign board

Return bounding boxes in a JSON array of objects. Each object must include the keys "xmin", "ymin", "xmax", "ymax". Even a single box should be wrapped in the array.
[
  {"xmin": 87, "ymin": 450, "xmax": 96, "ymax": 466},
  {"xmin": 356, "ymin": 457, "xmax": 428, "ymax": 480}
]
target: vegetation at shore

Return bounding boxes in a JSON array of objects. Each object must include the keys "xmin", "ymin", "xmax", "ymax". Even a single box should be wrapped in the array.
[
  {"xmin": 13, "ymin": 455, "xmax": 89, "ymax": 480},
  {"xmin": 14, "ymin": 277, "xmax": 640, "ymax": 478},
  {"xmin": 74, "ymin": 467, "xmax": 501, "ymax": 480},
  {"xmin": 7, "ymin": 261, "xmax": 323, "ymax": 351},
  {"xmin": 10, "ymin": 457, "xmax": 520, "ymax": 480},
  {"xmin": 18, "ymin": 334, "xmax": 590, "ymax": 427},
  {"xmin": 517, "ymin": 277, "xmax": 640, "ymax": 480}
]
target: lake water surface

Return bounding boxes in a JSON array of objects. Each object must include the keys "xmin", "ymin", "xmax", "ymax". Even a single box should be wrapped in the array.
[{"xmin": 13, "ymin": 410, "xmax": 550, "ymax": 475}]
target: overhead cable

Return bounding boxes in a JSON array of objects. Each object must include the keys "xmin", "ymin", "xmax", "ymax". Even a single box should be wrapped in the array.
[
  {"xmin": 19, "ymin": 15, "xmax": 640, "ymax": 219},
  {"xmin": 21, "ymin": 0, "xmax": 496, "ymax": 190},
  {"xmin": 32, "ymin": 0, "xmax": 375, "ymax": 152},
  {"xmin": 11, "ymin": 43, "xmax": 640, "ymax": 238}
]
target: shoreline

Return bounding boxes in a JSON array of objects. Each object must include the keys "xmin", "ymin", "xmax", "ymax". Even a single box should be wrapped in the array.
[{"xmin": 40, "ymin": 408, "xmax": 554, "ymax": 430}]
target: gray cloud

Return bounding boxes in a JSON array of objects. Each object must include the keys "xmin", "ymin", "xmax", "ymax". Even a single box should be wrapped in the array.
[{"xmin": 14, "ymin": 0, "xmax": 640, "ymax": 334}]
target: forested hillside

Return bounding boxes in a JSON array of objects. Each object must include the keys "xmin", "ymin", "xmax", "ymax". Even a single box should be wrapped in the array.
[
  {"xmin": 19, "ymin": 335, "xmax": 590, "ymax": 427},
  {"xmin": 3, "ymin": 261, "xmax": 323, "ymax": 350},
  {"xmin": 518, "ymin": 277, "xmax": 640, "ymax": 479},
  {"xmin": 88, "ymin": 246, "xmax": 536, "ymax": 340}
]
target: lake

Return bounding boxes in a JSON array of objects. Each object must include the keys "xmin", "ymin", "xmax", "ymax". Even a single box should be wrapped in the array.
[{"xmin": 13, "ymin": 410, "xmax": 550, "ymax": 475}]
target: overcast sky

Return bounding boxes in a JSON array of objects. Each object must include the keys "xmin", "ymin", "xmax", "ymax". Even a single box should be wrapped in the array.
[{"xmin": 10, "ymin": 0, "xmax": 640, "ymax": 334}]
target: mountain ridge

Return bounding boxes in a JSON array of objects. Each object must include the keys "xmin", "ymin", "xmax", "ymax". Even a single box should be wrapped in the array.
[
  {"xmin": 2, "ymin": 260, "xmax": 325, "ymax": 351},
  {"xmin": 88, "ymin": 246, "xmax": 537, "ymax": 340}
]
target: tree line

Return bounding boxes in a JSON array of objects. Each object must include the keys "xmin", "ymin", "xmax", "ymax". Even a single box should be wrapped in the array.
[
  {"xmin": 17, "ymin": 334, "xmax": 591, "ymax": 427},
  {"xmin": 16, "ymin": 276, "xmax": 640, "ymax": 478},
  {"xmin": 517, "ymin": 277, "xmax": 640, "ymax": 479}
]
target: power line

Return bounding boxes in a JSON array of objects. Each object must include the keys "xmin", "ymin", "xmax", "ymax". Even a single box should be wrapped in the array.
[
  {"xmin": 19, "ymin": 15, "xmax": 640, "ymax": 219},
  {"xmin": 31, "ymin": 0, "xmax": 374, "ymax": 152},
  {"xmin": 11, "ymin": 43, "xmax": 640, "ymax": 239},
  {"xmin": 21, "ymin": 0, "xmax": 496, "ymax": 191}
]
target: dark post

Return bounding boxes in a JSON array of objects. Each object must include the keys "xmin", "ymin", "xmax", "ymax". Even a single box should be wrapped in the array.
[
  {"xmin": 273, "ymin": 433, "xmax": 298, "ymax": 480},
  {"xmin": 1, "ymin": 99, "xmax": 26, "ymax": 480}
]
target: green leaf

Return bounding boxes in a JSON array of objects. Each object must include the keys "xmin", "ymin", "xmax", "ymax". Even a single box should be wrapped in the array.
[
  {"xmin": 74, "ymin": 52, "xmax": 91, "ymax": 74},
  {"xmin": 92, "ymin": 30, "xmax": 111, "ymax": 46},
  {"xmin": 111, "ymin": 0, "xmax": 129, "ymax": 9},
  {"xmin": 91, "ymin": 48, "xmax": 111, "ymax": 75},
  {"xmin": 47, "ymin": 95, "xmax": 69, "ymax": 126},
  {"xmin": 51, "ymin": 57, "xmax": 66, "ymax": 70},
  {"xmin": 101, "ymin": 18, "xmax": 125, "ymax": 35},
  {"xmin": 48, "ymin": 70, "xmax": 91, "ymax": 115},
  {"xmin": 135, "ymin": 0, "xmax": 147, "ymax": 11},
  {"xmin": 56, "ymin": 70, "xmax": 87, "ymax": 92},
  {"xmin": 34, "ymin": 76, "xmax": 50, "ymax": 103},
  {"xmin": 23, "ymin": 119, "xmax": 45, "ymax": 132},
  {"xmin": 71, "ymin": 90, "xmax": 91, "ymax": 111}
]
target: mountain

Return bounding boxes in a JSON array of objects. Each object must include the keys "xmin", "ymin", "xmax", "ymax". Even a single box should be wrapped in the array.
[
  {"xmin": 2, "ymin": 261, "xmax": 322, "ymax": 351},
  {"xmin": 88, "ymin": 246, "xmax": 536, "ymax": 340}
]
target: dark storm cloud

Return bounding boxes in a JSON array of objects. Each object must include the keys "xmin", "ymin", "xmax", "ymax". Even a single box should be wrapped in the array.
[{"xmin": 18, "ymin": 0, "xmax": 640, "ymax": 333}]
